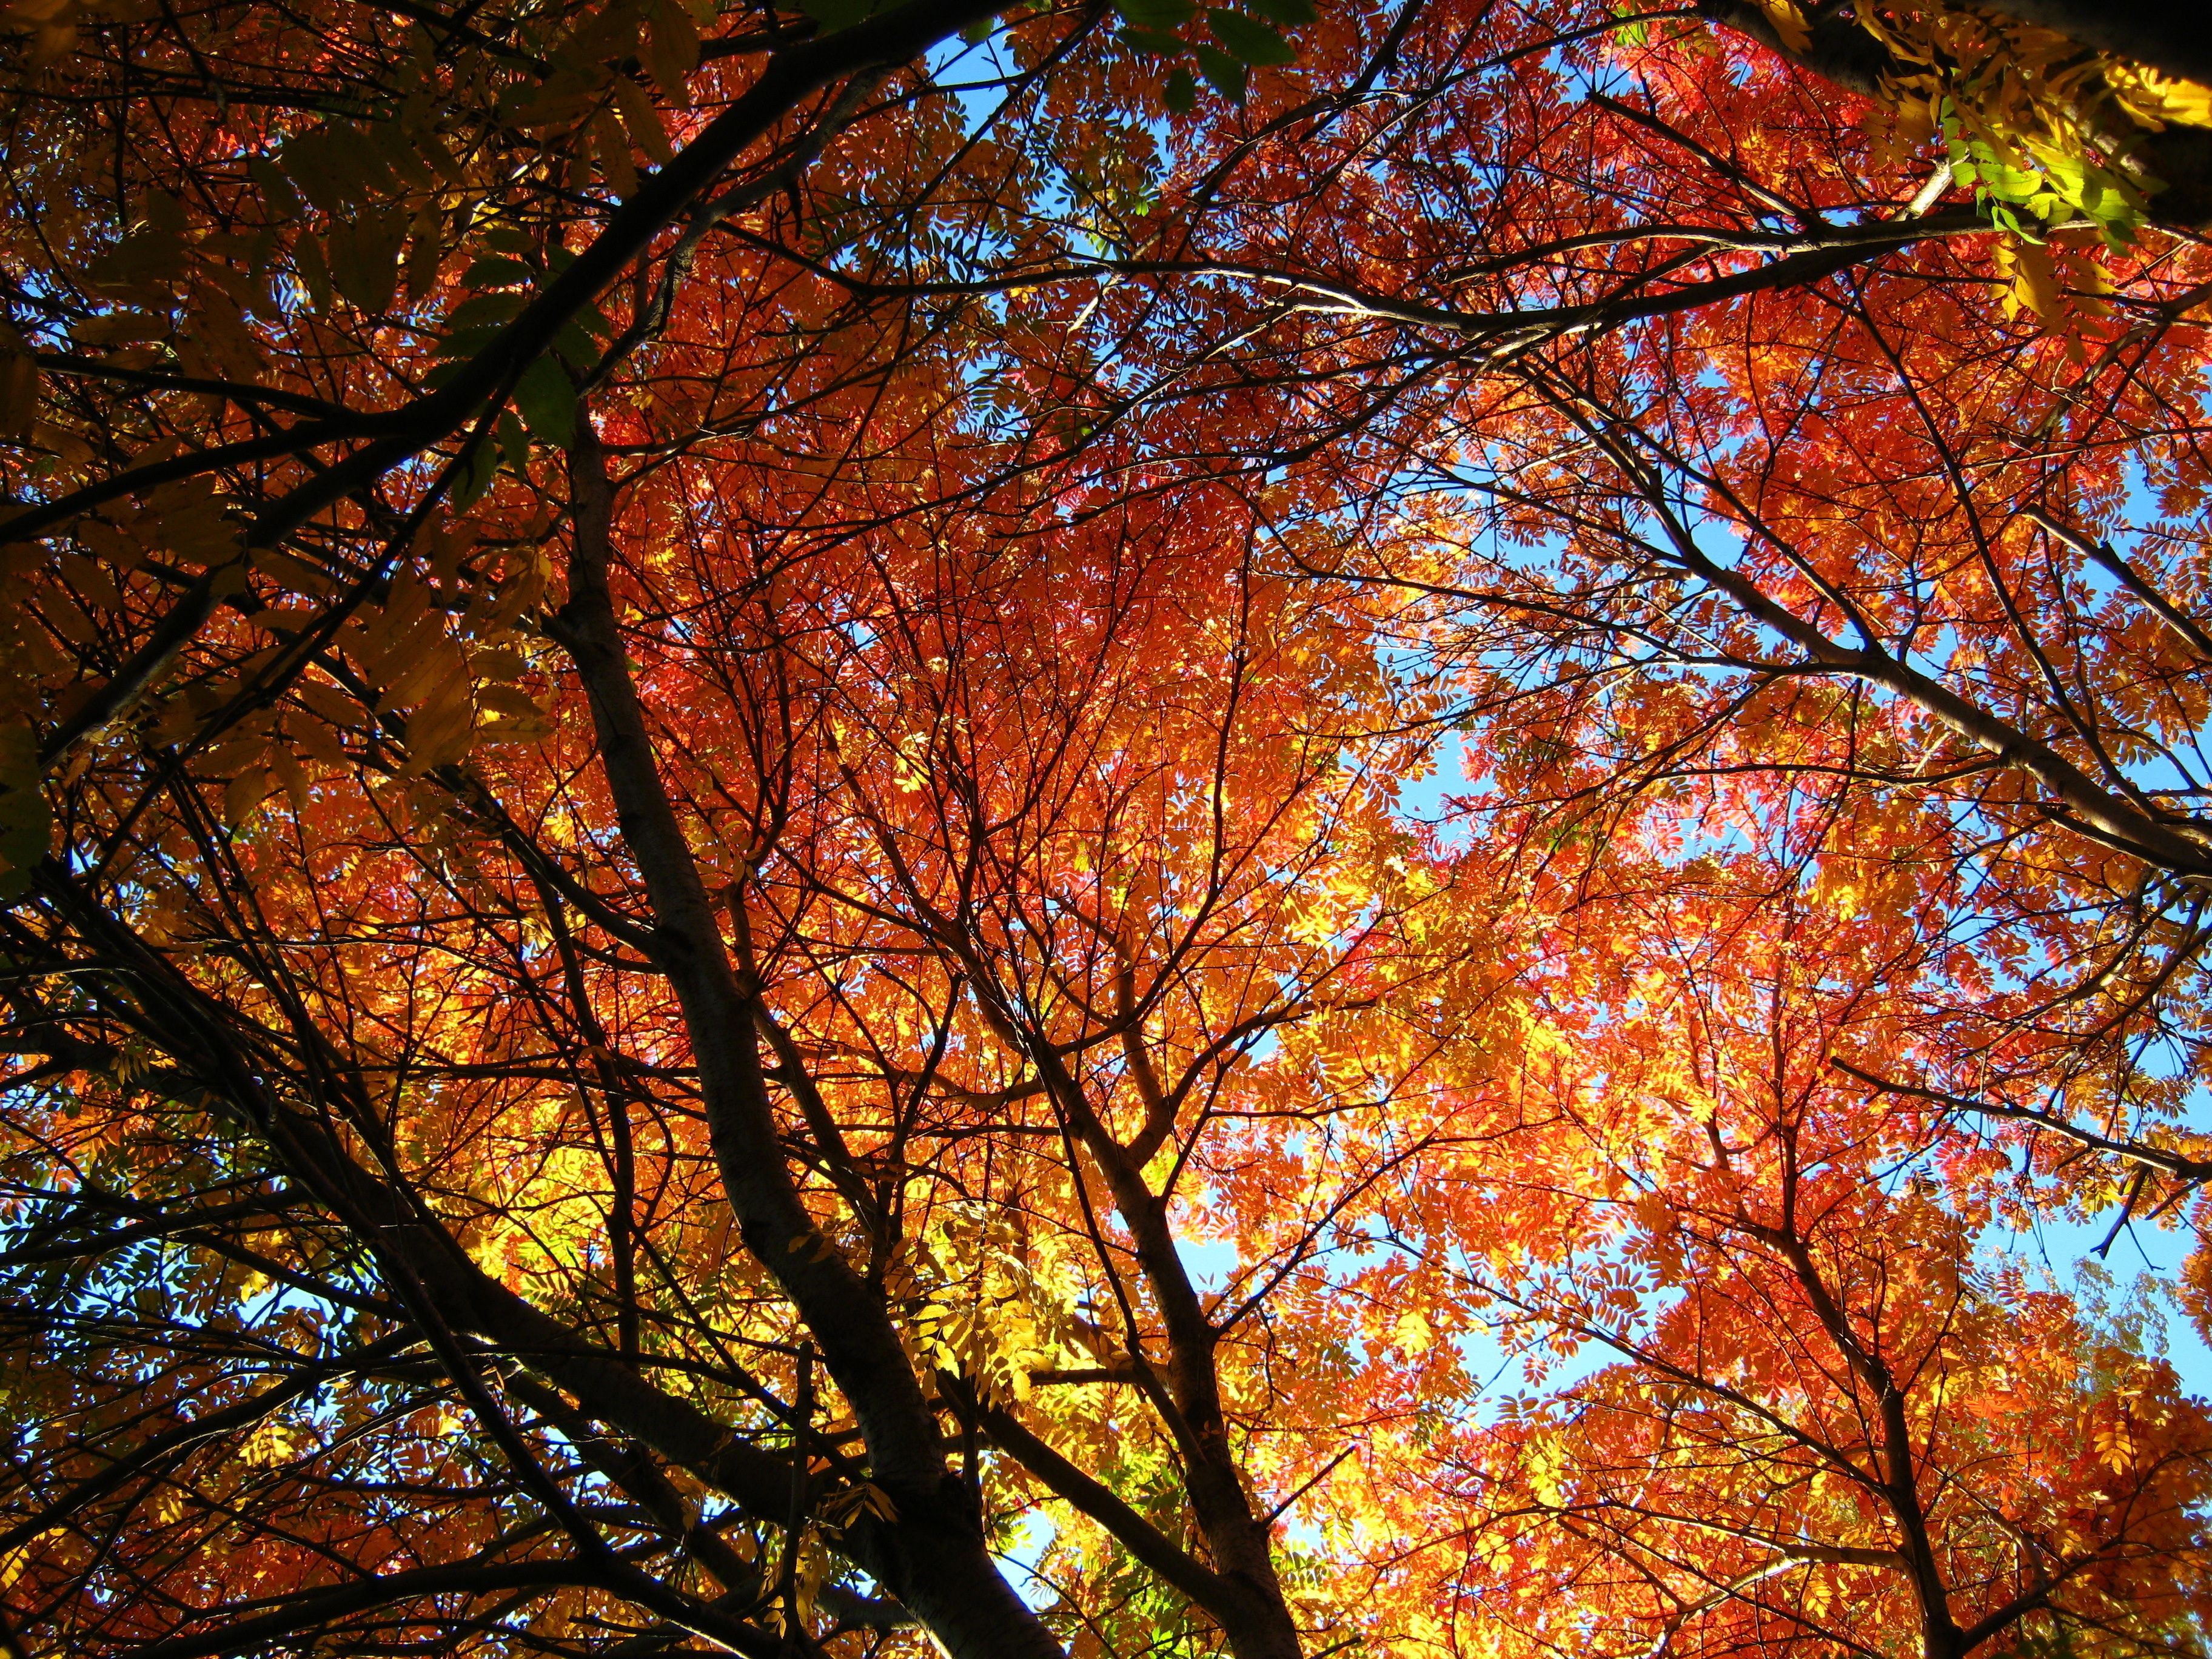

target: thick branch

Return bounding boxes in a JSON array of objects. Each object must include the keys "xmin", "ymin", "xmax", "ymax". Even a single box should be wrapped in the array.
[
  {"xmin": 969, "ymin": 1390, "xmax": 1246, "ymax": 1624},
  {"xmin": 550, "ymin": 421, "xmax": 1065, "ymax": 1659}
]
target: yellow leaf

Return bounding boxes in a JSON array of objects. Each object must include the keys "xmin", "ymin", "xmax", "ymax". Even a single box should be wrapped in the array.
[
  {"xmin": 223, "ymin": 765, "xmax": 277, "ymax": 827},
  {"xmin": 362, "ymin": 117, "xmax": 438, "ymax": 191},
  {"xmin": 1755, "ymin": 0, "xmax": 1811, "ymax": 56},
  {"xmin": 0, "ymin": 347, "xmax": 36, "ymax": 441},
  {"xmin": 292, "ymin": 677, "xmax": 359, "ymax": 729},
  {"xmin": 380, "ymin": 632, "xmax": 466, "ymax": 709},
  {"xmin": 477, "ymin": 682, "xmax": 548, "ymax": 721},
  {"xmin": 2107, "ymin": 63, "xmax": 2212, "ymax": 132},
  {"xmin": 278, "ymin": 130, "xmax": 353, "ymax": 216},
  {"xmin": 327, "ymin": 206, "xmax": 407, "ymax": 314},
  {"xmin": 610, "ymin": 72, "xmax": 674, "ymax": 165},
  {"xmin": 1998, "ymin": 240, "xmax": 2060, "ymax": 320},
  {"xmin": 293, "ymin": 232, "xmax": 333, "ymax": 313},
  {"xmin": 592, "ymin": 108, "xmax": 639, "ymax": 199},
  {"xmin": 643, "ymin": 0, "xmax": 699, "ymax": 92},
  {"xmin": 74, "ymin": 311, "xmax": 167, "ymax": 347},
  {"xmin": 404, "ymin": 198, "xmax": 446, "ymax": 301},
  {"xmin": 401, "ymin": 679, "xmax": 476, "ymax": 773},
  {"xmin": 414, "ymin": 128, "xmax": 468, "ymax": 189}
]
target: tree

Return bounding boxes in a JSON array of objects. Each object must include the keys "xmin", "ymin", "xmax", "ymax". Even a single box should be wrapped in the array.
[{"xmin": 2, "ymin": 0, "xmax": 2211, "ymax": 1657}]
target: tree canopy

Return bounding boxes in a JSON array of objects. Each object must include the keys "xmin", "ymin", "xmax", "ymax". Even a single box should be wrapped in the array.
[{"xmin": 3, "ymin": 1, "xmax": 2212, "ymax": 1657}]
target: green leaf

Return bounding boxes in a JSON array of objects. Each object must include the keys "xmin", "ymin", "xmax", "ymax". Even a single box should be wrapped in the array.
[
  {"xmin": 552, "ymin": 318, "xmax": 605, "ymax": 369},
  {"xmin": 0, "ymin": 725, "xmax": 41, "ymax": 794},
  {"xmin": 1114, "ymin": 0, "xmax": 1196, "ymax": 26},
  {"xmin": 449, "ymin": 435, "xmax": 498, "ymax": 511},
  {"xmin": 1191, "ymin": 42, "xmax": 1249, "ymax": 99},
  {"xmin": 246, "ymin": 156, "xmax": 301, "ymax": 220},
  {"xmin": 463, "ymin": 255, "xmax": 537, "ymax": 290},
  {"xmin": 446, "ymin": 292, "xmax": 528, "ymax": 332},
  {"xmin": 0, "ymin": 726, "xmax": 52, "ymax": 900},
  {"xmin": 511, "ymin": 355, "xmax": 575, "ymax": 449},
  {"xmin": 436, "ymin": 324, "xmax": 511, "ymax": 361},
  {"xmin": 1979, "ymin": 161, "xmax": 2041, "ymax": 201},
  {"xmin": 327, "ymin": 206, "xmax": 406, "ymax": 314},
  {"xmin": 1205, "ymin": 8, "xmax": 1294, "ymax": 64},
  {"xmin": 293, "ymin": 234, "xmax": 333, "ymax": 314},
  {"xmin": 497, "ymin": 410, "xmax": 530, "ymax": 472},
  {"xmin": 1164, "ymin": 64, "xmax": 1199, "ymax": 113},
  {"xmin": 1240, "ymin": 0, "xmax": 1313, "ymax": 24},
  {"xmin": 1119, "ymin": 25, "xmax": 1188, "ymax": 53},
  {"xmin": 797, "ymin": 0, "xmax": 882, "ymax": 33}
]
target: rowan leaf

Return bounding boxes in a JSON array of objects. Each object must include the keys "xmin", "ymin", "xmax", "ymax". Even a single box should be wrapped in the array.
[
  {"xmin": 511, "ymin": 356, "xmax": 576, "ymax": 449},
  {"xmin": 1191, "ymin": 41, "xmax": 1248, "ymax": 99},
  {"xmin": 1204, "ymin": 8, "xmax": 1294, "ymax": 64},
  {"xmin": 1114, "ymin": 0, "xmax": 1196, "ymax": 28}
]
